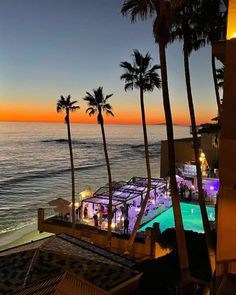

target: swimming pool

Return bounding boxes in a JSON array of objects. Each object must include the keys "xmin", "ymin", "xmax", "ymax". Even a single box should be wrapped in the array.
[{"xmin": 140, "ymin": 203, "xmax": 215, "ymax": 233}]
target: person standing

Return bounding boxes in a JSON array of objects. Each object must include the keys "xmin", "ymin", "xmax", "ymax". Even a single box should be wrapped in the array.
[
  {"xmin": 84, "ymin": 205, "xmax": 88, "ymax": 219},
  {"xmin": 124, "ymin": 217, "xmax": 129, "ymax": 235},
  {"xmin": 93, "ymin": 214, "xmax": 99, "ymax": 227}
]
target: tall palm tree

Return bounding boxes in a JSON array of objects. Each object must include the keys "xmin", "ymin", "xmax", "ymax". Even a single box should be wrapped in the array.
[
  {"xmin": 56, "ymin": 95, "xmax": 80, "ymax": 229},
  {"xmin": 83, "ymin": 87, "xmax": 114, "ymax": 248},
  {"xmin": 170, "ymin": 0, "xmax": 214, "ymax": 274},
  {"xmin": 120, "ymin": 49, "xmax": 161, "ymax": 251},
  {"xmin": 122, "ymin": 0, "xmax": 190, "ymax": 281},
  {"xmin": 197, "ymin": 0, "xmax": 227, "ymax": 117}
]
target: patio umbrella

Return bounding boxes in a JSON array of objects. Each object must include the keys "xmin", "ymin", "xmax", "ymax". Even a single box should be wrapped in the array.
[{"xmin": 48, "ymin": 197, "xmax": 70, "ymax": 207}]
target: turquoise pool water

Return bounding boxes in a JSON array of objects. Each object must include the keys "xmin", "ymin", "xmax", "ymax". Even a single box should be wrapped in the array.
[{"xmin": 140, "ymin": 203, "xmax": 215, "ymax": 233}]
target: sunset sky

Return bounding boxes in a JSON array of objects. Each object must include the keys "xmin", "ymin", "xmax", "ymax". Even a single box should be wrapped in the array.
[{"xmin": 0, "ymin": 0, "xmax": 220, "ymax": 125}]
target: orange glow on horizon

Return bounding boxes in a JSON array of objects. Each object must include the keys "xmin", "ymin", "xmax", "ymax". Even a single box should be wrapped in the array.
[{"xmin": 0, "ymin": 102, "xmax": 215, "ymax": 126}]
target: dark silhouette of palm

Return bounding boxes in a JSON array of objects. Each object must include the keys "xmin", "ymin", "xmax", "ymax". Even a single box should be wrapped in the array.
[
  {"xmin": 56, "ymin": 95, "xmax": 80, "ymax": 228},
  {"xmin": 122, "ymin": 0, "xmax": 190, "ymax": 281},
  {"xmin": 83, "ymin": 87, "xmax": 114, "ymax": 248},
  {"xmin": 197, "ymin": 0, "xmax": 227, "ymax": 116},
  {"xmin": 120, "ymin": 49, "xmax": 161, "ymax": 251},
  {"xmin": 171, "ymin": 0, "xmax": 215, "ymax": 275}
]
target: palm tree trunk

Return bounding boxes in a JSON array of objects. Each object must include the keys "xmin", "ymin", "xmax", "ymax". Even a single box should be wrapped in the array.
[
  {"xmin": 211, "ymin": 54, "xmax": 222, "ymax": 118},
  {"xmin": 184, "ymin": 49, "xmax": 215, "ymax": 274},
  {"xmin": 66, "ymin": 109, "xmax": 76, "ymax": 229},
  {"xmin": 99, "ymin": 113, "xmax": 113, "ymax": 248},
  {"xmin": 127, "ymin": 87, "xmax": 152, "ymax": 252},
  {"xmin": 159, "ymin": 40, "xmax": 190, "ymax": 280}
]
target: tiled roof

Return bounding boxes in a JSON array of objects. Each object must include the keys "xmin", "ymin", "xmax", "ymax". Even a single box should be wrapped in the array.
[
  {"xmin": 0, "ymin": 250, "xmax": 35, "ymax": 294},
  {"xmin": 0, "ymin": 234, "xmax": 139, "ymax": 294},
  {"xmin": 0, "ymin": 238, "xmax": 48, "ymax": 257},
  {"xmin": 13, "ymin": 272, "xmax": 108, "ymax": 295},
  {"xmin": 41, "ymin": 236, "xmax": 122, "ymax": 267},
  {"xmin": 59, "ymin": 233, "xmax": 136, "ymax": 268},
  {"xmin": 12, "ymin": 274, "xmax": 63, "ymax": 295}
]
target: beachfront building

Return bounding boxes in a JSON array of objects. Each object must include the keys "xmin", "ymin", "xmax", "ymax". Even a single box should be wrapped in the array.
[
  {"xmin": 0, "ymin": 233, "xmax": 141, "ymax": 294},
  {"xmin": 160, "ymin": 123, "xmax": 220, "ymax": 180},
  {"xmin": 160, "ymin": 122, "xmax": 220, "ymax": 205}
]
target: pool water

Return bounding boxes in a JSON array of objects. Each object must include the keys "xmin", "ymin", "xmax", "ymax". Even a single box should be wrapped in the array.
[{"xmin": 140, "ymin": 203, "xmax": 215, "ymax": 233}]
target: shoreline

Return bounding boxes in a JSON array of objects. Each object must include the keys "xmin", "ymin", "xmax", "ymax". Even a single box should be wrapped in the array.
[{"xmin": 0, "ymin": 223, "xmax": 53, "ymax": 251}]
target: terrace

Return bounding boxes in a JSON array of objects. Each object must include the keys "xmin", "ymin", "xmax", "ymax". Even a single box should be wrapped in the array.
[{"xmin": 79, "ymin": 177, "xmax": 169, "ymax": 232}]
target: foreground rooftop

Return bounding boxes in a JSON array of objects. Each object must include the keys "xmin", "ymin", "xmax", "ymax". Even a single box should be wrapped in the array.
[{"xmin": 0, "ymin": 233, "xmax": 140, "ymax": 295}]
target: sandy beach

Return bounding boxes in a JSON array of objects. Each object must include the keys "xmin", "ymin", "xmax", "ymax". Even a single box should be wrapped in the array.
[{"xmin": 0, "ymin": 223, "xmax": 53, "ymax": 251}]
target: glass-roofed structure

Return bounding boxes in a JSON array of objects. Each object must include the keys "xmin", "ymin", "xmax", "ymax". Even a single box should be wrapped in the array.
[{"xmin": 81, "ymin": 177, "xmax": 168, "ymax": 230}]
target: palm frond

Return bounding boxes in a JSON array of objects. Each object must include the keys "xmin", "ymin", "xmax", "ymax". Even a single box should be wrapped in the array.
[
  {"xmin": 120, "ymin": 73, "xmax": 135, "ymax": 83},
  {"xmin": 192, "ymin": 38, "xmax": 205, "ymax": 51},
  {"xmin": 105, "ymin": 94, "xmax": 113, "ymax": 101},
  {"xmin": 124, "ymin": 82, "xmax": 134, "ymax": 91},
  {"xmin": 86, "ymin": 107, "xmax": 97, "ymax": 117},
  {"xmin": 149, "ymin": 64, "xmax": 160, "ymax": 72},
  {"xmin": 66, "ymin": 95, "xmax": 71, "ymax": 104},
  {"xmin": 120, "ymin": 61, "xmax": 136, "ymax": 73},
  {"xmin": 133, "ymin": 49, "xmax": 143, "ymax": 67},
  {"xmin": 121, "ymin": 0, "xmax": 154, "ymax": 22},
  {"xmin": 120, "ymin": 49, "xmax": 161, "ymax": 93},
  {"xmin": 56, "ymin": 105, "xmax": 62, "ymax": 113},
  {"xmin": 56, "ymin": 95, "xmax": 79, "ymax": 114},
  {"xmin": 103, "ymin": 103, "xmax": 112, "ymax": 110},
  {"xmin": 70, "ymin": 106, "xmax": 80, "ymax": 112},
  {"xmin": 84, "ymin": 87, "xmax": 114, "ymax": 119},
  {"xmin": 106, "ymin": 109, "xmax": 114, "ymax": 116}
]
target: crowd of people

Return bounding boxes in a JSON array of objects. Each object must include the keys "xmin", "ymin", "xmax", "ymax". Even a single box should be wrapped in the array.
[
  {"xmin": 178, "ymin": 182, "xmax": 193, "ymax": 201},
  {"xmin": 178, "ymin": 182, "xmax": 210, "ymax": 201}
]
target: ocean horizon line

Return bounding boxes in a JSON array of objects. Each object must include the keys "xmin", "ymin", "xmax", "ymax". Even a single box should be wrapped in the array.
[{"xmin": 0, "ymin": 120, "xmax": 189, "ymax": 127}]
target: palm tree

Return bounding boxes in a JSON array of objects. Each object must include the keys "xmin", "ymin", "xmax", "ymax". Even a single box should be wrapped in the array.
[
  {"xmin": 56, "ymin": 95, "xmax": 80, "ymax": 229},
  {"xmin": 120, "ymin": 50, "xmax": 161, "ymax": 251},
  {"xmin": 170, "ymin": 0, "xmax": 214, "ymax": 274},
  {"xmin": 83, "ymin": 87, "xmax": 114, "ymax": 248},
  {"xmin": 121, "ymin": 0, "xmax": 190, "ymax": 281},
  {"xmin": 197, "ymin": 0, "xmax": 227, "ymax": 117}
]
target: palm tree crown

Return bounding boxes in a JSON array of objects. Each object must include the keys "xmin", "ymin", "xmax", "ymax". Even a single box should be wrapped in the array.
[
  {"xmin": 120, "ymin": 50, "xmax": 161, "ymax": 91},
  {"xmin": 56, "ymin": 95, "xmax": 80, "ymax": 121},
  {"xmin": 122, "ymin": 0, "xmax": 182, "ymax": 46},
  {"xmin": 170, "ymin": 0, "xmax": 206, "ymax": 56},
  {"xmin": 83, "ymin": 87, "xmax": 114, "ymax": 124}
]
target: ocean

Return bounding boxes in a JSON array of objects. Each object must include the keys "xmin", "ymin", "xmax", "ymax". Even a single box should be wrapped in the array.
[{"xmin": 0, "ymin": 122, "xmax": 190, "ymax": 235}]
